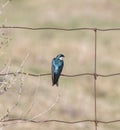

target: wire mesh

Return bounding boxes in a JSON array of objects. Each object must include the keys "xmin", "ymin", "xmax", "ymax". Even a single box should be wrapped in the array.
[{"xmin": 0, "ymin": 26, "xmax": 120, "ymax": 130}]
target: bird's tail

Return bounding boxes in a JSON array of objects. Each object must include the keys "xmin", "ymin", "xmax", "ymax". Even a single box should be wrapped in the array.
[{"xmin": 52, "ymin": 74, "xmax": 59, "ymax": 87}]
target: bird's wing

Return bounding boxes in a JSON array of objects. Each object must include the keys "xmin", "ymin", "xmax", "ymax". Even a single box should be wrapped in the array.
[
  {"xmin": 51, "ymin": 58, "xmax": 55, "ymax": 86},
  {"xmin": 55, "ymin": 61, "xmax": 64, "ymax": 85},
  {"xmin": 57, "ymin": 61, "xmax": 64, "ymax": 76}
]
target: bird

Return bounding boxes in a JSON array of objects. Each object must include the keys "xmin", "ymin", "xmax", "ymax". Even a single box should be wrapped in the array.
[{"xmin": 51, "ymin": 54, "xmax": 65, "ymax": 86}]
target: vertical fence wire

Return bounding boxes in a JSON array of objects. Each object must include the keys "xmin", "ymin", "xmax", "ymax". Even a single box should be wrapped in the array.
[{"xmin": 94, "ymin": 29, "xmax": 97, "ymax": 130}]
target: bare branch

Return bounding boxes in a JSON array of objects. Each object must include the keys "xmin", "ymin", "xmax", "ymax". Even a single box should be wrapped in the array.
[{"xmin": 31, "ymin": 88, "xmax": 61, "ymax": 120}]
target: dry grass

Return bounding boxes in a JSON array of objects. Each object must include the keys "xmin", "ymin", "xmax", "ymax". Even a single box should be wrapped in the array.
[{"xmin": 0, "ymin": 0, "xmax": 120, "ymax": 130}]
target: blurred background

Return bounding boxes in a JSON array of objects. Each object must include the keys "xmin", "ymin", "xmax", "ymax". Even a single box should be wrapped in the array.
[{"xmin": 0, "ymin": 0, "xmax": 120, "ymax": 130}]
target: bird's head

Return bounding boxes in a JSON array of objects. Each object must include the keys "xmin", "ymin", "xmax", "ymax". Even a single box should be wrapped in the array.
[{"xmin": 56, "ymin": 54, "xmax": 65, "ymax": 60}]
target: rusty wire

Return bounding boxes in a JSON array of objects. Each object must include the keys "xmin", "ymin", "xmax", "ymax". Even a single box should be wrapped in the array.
[
  {"xmin": 1, "ymin": 118, "xmax": 120, "ymax": 124},
  {"xmin": 1, "ymin": 72, "xmax": 120, "ymax": 77},
  {"xmin": 0, "ymin": 25, "xmax": 120, "ymax": 31}
]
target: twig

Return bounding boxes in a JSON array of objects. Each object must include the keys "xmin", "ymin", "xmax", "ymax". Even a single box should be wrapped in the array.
[
  {"xmin": 31, "ymin": 88, "xmax": 61, "ymax": 120},
  {"xmin": 0, "ymin": 54, "xmax": 29, "ymax": 121}
]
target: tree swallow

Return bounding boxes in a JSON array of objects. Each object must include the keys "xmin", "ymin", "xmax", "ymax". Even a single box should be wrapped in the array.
[{"xmin": 51, "ymin": 54, "xmax": 65, "ymax": 86}]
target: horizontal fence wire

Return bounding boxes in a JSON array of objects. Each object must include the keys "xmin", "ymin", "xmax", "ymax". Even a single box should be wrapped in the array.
[
  {"xmin": 0, "ymin": 25, "xmax": 120, "ymax": 130},
  {"xmin": 1, "ymin": 72, "xmax": 120, "ymax": 77},
  {"xmin": 1, "ymin": 118, "xmax": 120, "ymax": 124},
  {"xmin": 1, "ymin": 25, "xmax": 120, "ymax": 31}
]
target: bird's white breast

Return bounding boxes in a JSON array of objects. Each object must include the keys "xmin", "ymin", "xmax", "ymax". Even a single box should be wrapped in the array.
[{"xmin": 59, "ymin": 57, "xmax": 63, "ymax": 60}]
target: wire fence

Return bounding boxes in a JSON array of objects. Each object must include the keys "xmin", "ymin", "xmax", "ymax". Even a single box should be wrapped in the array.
[{"xmin": 0, "ymin": 25, "xmax": 120, "ymax": 130}]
